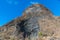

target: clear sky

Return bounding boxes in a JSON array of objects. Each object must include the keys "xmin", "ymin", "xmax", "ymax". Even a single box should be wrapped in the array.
[{"xmin": 0, "ymin": 0, "xmax": 60, "ymax": 26}]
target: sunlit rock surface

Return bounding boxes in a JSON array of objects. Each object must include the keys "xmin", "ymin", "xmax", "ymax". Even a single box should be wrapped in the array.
[{"xmin": 0, "ymin": 4, "xmax": 60, "ymax": 40}]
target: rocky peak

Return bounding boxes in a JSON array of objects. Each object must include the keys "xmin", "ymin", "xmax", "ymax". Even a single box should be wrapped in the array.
[
  {"xmin": 0, "ymin": 4, "xmax": 60, "ymax": 40},
  {"xmin": 23, "ymin": 4, "xmax": 53, "ymax": 18}
]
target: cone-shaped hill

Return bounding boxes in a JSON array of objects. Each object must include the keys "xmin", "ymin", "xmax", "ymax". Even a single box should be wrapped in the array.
[{"xmin": 0, "ymin": 4, "xmax": 60, "ymax": 40}]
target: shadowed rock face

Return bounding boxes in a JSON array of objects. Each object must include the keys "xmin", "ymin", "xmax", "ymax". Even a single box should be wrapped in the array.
[{"xmin": 0, "ymin": 4, "xmax": 60, "ymax": 40}]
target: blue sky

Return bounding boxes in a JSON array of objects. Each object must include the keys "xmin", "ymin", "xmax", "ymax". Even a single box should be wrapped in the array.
[{"xmin": 0, "ymin": 0, "xmax": 60, "ymax": 26}]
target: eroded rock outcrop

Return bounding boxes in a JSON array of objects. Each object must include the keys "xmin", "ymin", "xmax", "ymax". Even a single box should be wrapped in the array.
[{"xmin": 0, "ymin": 4, "xmax": 60, "ymax": 40}]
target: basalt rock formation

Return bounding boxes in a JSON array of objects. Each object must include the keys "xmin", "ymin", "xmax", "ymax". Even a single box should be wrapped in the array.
[{"xmin": 0, "ymin": 4, "xmax": 60, "ymax": 40}]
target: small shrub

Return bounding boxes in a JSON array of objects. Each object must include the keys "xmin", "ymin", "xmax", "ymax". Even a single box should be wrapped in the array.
[{"xmin": 39, "ymin": 32, "xmax": 43, "ymax": 36}]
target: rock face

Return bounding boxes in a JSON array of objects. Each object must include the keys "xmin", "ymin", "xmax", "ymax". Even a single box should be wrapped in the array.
[{"xmin": 0, "ymin": 4, "xmax": 60, "ymax": 40}]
